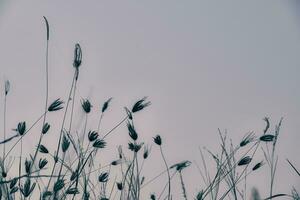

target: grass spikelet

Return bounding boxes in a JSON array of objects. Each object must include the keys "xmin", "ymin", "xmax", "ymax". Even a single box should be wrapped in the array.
[
  {"xmin": 238, "ymin": 156, "xmax": 252, "ymax": 166},
  {"xmin": 38, "ymin": 144, "xmax": 49, "ymax": 154},
  {"xmin": 93, "ymin": 139, "xmax": 106, "ymax": 148},
  {"xmin": 81, "ymin": 98, "xmax": 92, "ymax": 113},
  {"xmin": 260, "ymin": 134, "xmax": 275, "ymax": 142},
  {"xmin": 131, "ymin": 97, "xmax": 151, "ymax": 113},
  {"xmin": 48, "ymin": 98, "xmax": 64, "ymax": 112}
]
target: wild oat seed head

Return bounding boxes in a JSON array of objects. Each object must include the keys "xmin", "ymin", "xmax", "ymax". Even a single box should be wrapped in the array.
[
  {"xmin": 81, "ymin": 98, "xmax": 92, "ymax": 113},
  {"xmin": 260, "ymin": 134, "xmax": 275, "ymax": 142},
  {"xmin": 42, "ymin": 123, "xmax": 50, "ymax": 134},
  {"xmin": 153, "ymin": 135, "xmax": 162, "ymax": 146},
  {"xmin": 132, "ymin": 97, "xmax": 151, "ymax": 113},
  {"xmin": 252, "ymin": 161, "xmax": 264, "ymax": 171},
  {"xmin": 238, "ymin": 156, "xmax": 252, "ymax": 166},
  {"xmin": 48, "ymin": 99, "xmax": 64, "ymax": 112},
  {"xmin": 127, "ymin": 121, "xmax": 138, "ymax": 141},
  {"xmin": 17, "ymin": 121, "xmax": 26, "ymax": 135},
  {"xmin": 93, "ymin": 139, "xmax": 106, "ymax": 148},
  {"xmin": 98, "ymin": 172, "xmax": 109, "ymax": 182},
  {"xmin": 38, "ymin": 144, "xmax": 49, "ymax": 154},
  {"xmin": 88, "ymin": 130, "xmax": 98, "ymax": 142},
  {"xmin": 102, "ymin": 97, "xmax": 112, "ymax": 113}
]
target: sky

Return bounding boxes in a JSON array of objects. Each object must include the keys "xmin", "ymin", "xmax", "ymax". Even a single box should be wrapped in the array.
[{"xmin": 0, "ymin": 0, "xmax": 299, "ymax": 199}]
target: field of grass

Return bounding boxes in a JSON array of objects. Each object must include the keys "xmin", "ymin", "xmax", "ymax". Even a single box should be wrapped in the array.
[{"xmin": 0, "ymin": 17, "xmax": 299, "ymax": 200}]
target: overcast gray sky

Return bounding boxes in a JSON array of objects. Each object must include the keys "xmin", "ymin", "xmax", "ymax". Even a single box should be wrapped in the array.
[{"xmin": 0, "ymin": 0, "xmax": 299, "ymax": 199}]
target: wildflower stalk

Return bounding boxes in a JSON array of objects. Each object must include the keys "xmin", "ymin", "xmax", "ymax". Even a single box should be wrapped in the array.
[{"xmin": 30, "ymin": 16, "xmax": 50, "ymax": 173}]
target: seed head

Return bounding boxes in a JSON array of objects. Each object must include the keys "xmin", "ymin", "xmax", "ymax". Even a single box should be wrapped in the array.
[
  {"xmin": 39, "ymin": 158, "xmax": 48, "ymax": 169},
  {"xmin": 66, "ymin": 188, "xmax": 79, "ymax": 195},
  {"xmin": 127, "ymin": 121, "xmax": 138, "ymax": 141},
  {"xmin": 98, "ymin": 172, "xmax": 109, "ymax": 182},
  {"xmin": 124, "ymin": 107, "xmax": 133, "ymax": 120},
  {"xmin": 143, "ymin": 145, "xmax": 149, "ymax": 159},
  {"xmin": 150, "ymin": 194, "xmax": 156, "ymax": 200},
  {"xmin": 73, "ymin": 43, "xmax": 82, "ymax": 69},
  {"xmin": 93, "ymin": 139, "xmax": 106, "ymax": 148},
  {"xmin": 238, "ymin": 156, "xmax": 252, "ymax": 166},
  {"xmin": 81, "ymin": 98, "xmax": 92, "ymax": 113},
  {"xmin": 111, "ymin": 159, "xmax": 122, "ymax": 166},
  {"xmin": 17, "ymin": 121, "xmax": 26, "ymax": 135},
  {"xmin": 128, "ymin": 142, "xmax": 143, "ymax": 152},
  {"xmin": 260, "ymin": 134, "xmax": 275, "ymax": 142},
  {"xmin": 53, "ymin": 179, "xmax": 65, "ymax": 192},
  {"xmin": 42, "ymin": 123, "xmax": 50, "ymax": 134},
  {"xmin": 153, "ymin": 135, "xmax": 162, "ymax": 146},
  {"xmin": 102, "ymin": 97, "xmax": 112, "ymax": 113},
  {"xmin": 20, "ymin": 179, "xmax": 36, "ymax": 197},
  {"xmin": 88, "ymin": 130, "xmax": 98, "ymax": 142},
  {"xmin": 170, "ymin": 160, "xmax": 192, "ymax": 171},
  {"xmin": 132, "ymin": 97, "xmax": 151, "ymax": 113},
  {"xmin": 116, "ymin": 182, "xmax": 123, "ymax": 190},
  {"xmin": 62, "ymin": 134, "xmax": 70, "ymax": 152},
  {"xmin": 38, "ymin": 144, "xmax": 49, "ymax": 154},
  {"xmin": 48, "ymin": 99, "xmax": 64, "ymax": 112},
  {"xmin": 240, "ymin": 132, "xmax": 255, "ymax": 147},
  {"xmin": 252, "ymin": 161, "xmax": 264, "ymax": 171},
  {"xmin": 24, "ymin": 159, "xmax": 31, "ymax": 174},
  {"xmin": 5, "ymin": 80, "xmax": 10, "ymax": 95}
]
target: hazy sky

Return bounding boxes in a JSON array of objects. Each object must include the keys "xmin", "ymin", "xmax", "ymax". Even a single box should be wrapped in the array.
[{"xmin": 0, "ymin": 0, "xmax": 299, "ymax": 199}]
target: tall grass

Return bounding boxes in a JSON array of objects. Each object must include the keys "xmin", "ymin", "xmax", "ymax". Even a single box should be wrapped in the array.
[{"xmin": 0, "ymin": 17, "xmax": 299, "ymax": 200}]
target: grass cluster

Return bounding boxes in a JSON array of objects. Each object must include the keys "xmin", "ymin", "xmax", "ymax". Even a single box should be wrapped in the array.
[{"xmin": 0, "ymin": 17, "xmax": 299, "ymax": 200}]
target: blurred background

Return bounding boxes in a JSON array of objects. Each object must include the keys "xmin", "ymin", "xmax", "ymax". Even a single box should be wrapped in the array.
[{"xmin": 0, "ymin": 0, "xmax": 299, "ymax": 198}]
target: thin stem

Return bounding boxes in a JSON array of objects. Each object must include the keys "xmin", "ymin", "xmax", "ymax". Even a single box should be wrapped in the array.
[
  {"xmin": 179, "ymin": 171, "xmax": 188, "ymax": 200},
  {"xmin": 159, "ymin": 146, "xmax": 171, "ymax": 200}
]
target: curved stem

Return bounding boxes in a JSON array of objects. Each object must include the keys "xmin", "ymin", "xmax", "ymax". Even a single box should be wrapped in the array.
[{"xmin": 159, "ymin": 146, "xmax": 171, "ymax": 200}]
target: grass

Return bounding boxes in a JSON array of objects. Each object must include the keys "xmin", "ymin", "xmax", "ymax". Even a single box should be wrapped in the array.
[{"xmin": 0, "ymin": 17, "xmax": 299, "ymax": 200}]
